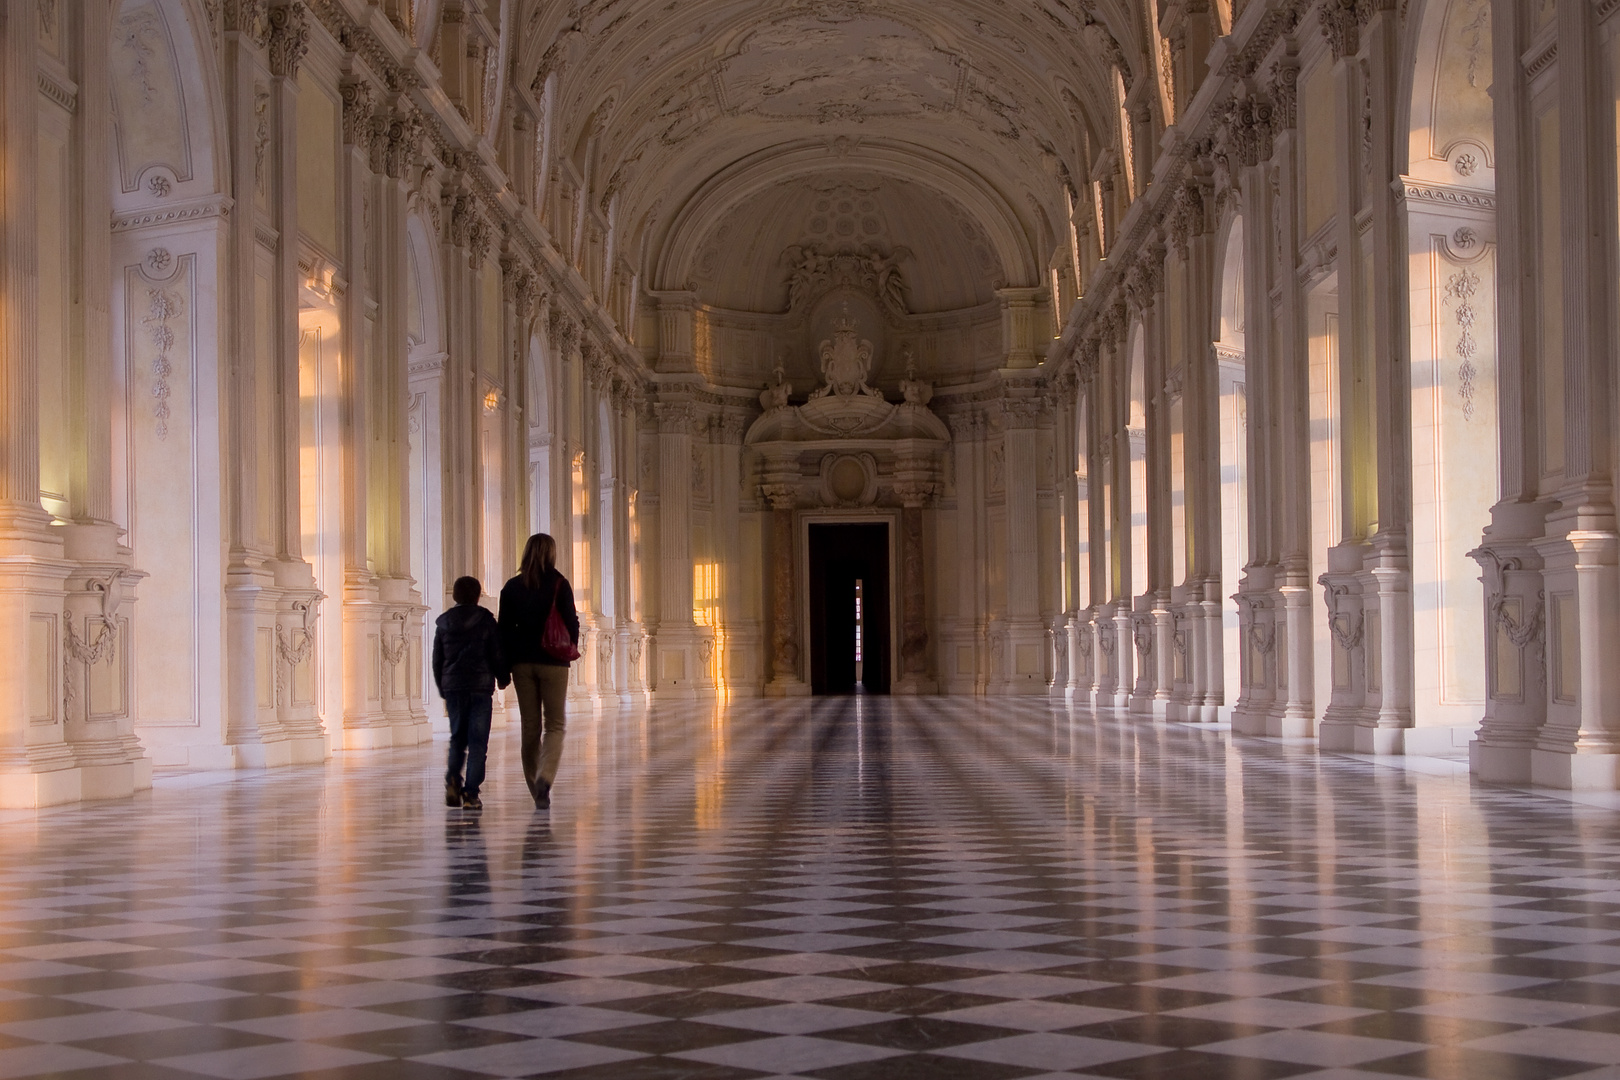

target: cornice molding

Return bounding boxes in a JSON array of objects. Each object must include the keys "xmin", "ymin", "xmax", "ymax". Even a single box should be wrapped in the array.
[{"xmin": 112, "ymin": 197, "xmax": 235, "ymax": 234}]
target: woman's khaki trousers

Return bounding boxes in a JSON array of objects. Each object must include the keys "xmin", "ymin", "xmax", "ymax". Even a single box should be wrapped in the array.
[{"xmin": 510, "ymin": 662, "xmax": 569, "ymax": 793}]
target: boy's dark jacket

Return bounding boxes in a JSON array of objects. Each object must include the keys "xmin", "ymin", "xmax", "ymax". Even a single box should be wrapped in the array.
[{"xmin": 432, "ymin": 604, "xmax": 507, "ymax": 695}]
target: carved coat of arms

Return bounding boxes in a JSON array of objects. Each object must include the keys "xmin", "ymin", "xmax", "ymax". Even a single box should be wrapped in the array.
[{"xmin": 811, "ymin": 317, "xmax": 879, "ymax": 399}]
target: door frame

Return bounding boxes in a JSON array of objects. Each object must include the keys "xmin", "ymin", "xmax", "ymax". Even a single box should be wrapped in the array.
[{"xmin": 800, "ymin": 511, "xmax": 899, "ymax": 694}]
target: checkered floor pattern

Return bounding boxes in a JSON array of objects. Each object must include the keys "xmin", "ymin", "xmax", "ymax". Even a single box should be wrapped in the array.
[{"xmin": 0, "ymin": 697, "xmax": 1618, "ymax": 1079}]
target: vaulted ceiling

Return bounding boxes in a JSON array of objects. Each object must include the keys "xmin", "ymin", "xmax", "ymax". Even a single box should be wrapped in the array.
[{"xmin": 512, "ymin": 0, "xmax": 1150, "ymax": 315}]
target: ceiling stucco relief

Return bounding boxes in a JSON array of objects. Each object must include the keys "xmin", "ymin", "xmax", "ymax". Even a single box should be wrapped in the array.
[
  {"xmin": 503, "ymin": 0, "xmax": 1149, "ymax": 387},
  {"xmin": 713, "ymin": 13, "xmax": 963, "ymax": 122}
]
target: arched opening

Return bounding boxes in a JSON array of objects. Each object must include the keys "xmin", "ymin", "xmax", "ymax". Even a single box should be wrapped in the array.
[
  {"xmin": 527, "ymin": 331, "xmax": 554, "ymax": 537},
  {"xmin": 596, "ymin": 398, "xmax": 618, "ymax": 628},
  {"xmin": 108, "ymin": 0, "xmax": 231, "ymax": 764},
  {"xmin": 1214, "ymin": 215, "xmax": 1248, "ymax": 713},
  {"xmin": 405, "ymin": 211, "xmax": 447, "ymax": 726},
  {"xmin": 1402, "ymin": 0, "xmax": 1499, "ymax": 744},
  {"xmin": 1126, "ymin": 325, "xmax": 1149, "ymax": 604}
]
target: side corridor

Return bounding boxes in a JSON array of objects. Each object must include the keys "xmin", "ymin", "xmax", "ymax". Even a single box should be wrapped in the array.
[{"xmin": 0, "ymin": 702, "xmax": 1617, "ymax": 1079}]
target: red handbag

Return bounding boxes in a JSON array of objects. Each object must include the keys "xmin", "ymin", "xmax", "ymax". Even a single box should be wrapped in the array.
[{"xmin": 541, "ymin": 578, "xmax": 580, "ymax": 662}]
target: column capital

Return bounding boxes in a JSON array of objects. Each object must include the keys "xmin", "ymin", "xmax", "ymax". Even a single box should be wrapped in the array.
[{"xmin": 267, "ymin": 2, "xmax": 311, "ymax": 79}]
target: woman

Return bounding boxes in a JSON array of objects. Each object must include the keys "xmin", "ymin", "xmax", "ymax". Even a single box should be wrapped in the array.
[{"xmin": 498, "ymin": 534, "xmax": 579, "ymax": 809}]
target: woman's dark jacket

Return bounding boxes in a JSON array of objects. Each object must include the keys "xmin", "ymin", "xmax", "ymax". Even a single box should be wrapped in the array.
[
  {"xmin": 499, "ymin": 569, "xmax": 580, "ymax": 667},
  {"xmin": 432, "ymin": 603, "xmax": 507, "ymax": 695}
]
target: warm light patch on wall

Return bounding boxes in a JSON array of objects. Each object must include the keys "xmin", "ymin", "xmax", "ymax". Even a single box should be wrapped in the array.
[{"xmin": 693, "ymin": 562, "xmax": 729, "ymax": 697}]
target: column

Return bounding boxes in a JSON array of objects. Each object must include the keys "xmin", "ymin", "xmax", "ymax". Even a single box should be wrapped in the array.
[
  {"xmin": 1470, "ymin": 0, "xmax": 1555, "ymax": 783},
  {"xmin": 894, "ymin": 454, "xmax": 937, "ymax": 695},
  {"xmin": 0, "ymin": 0, "xmax": 78, "ymax": 805},
  {"xmin": 762, "ymin": 459, "xmax": 808, "ymax": 696},
  {"xmin": 653, "ymin": 400, "xmax": 700, "ymax": 697},
  {"xmin": 1531, "ymin": 0, "xmax": 1620, "ymax": 789},
  {"xmin": 998, "ymin": 397, "xmax": 1048, "ymax": 695}
]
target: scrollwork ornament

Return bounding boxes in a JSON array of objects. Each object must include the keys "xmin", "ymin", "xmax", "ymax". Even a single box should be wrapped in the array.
[
  {"xmin": 549, "ymin": 308, "xmax": 581, "ymax": 353},
  {"xmin": 225, "ymin": 0, "xmax": 270, "ymax": 46},
  {"xmin": 340, "ymin": 79, "xmax": 375, "ymax": 151},
  {"xmin": 1269, "ymin": 58, "xmax": 1300, "ymax": 131},
  {"xmin": 266, "ymin": 1, "xmax": 310, "ymax": 79},
  {"xmin": 1318, "ymin": 0, "xmax": 1363, "ymax": 60}
]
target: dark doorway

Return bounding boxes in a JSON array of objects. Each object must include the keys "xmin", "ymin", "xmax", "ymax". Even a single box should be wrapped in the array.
[{"xmin": 809, "ymin": 522, "xmax": 891, "ymax": 694}]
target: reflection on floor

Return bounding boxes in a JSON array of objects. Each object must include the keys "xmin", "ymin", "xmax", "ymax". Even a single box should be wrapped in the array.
[{"xmin": 1, "ymin": 698, "xmax": 1619, "ymax": 1079}]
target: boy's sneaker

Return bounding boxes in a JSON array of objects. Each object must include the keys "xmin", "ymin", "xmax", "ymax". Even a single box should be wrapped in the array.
[
  {"xmin": 461, "ymin": 793, "xmax": 483, "ymax": 811},
  {"xmin": 445, "ymin": 779, "xmax": 462, "ymax": 808}
]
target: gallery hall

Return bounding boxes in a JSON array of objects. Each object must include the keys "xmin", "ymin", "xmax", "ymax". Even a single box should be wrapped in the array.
[{"xmin": 0, "ymin": 0, "xmax": 1618, "ymax": 1077}]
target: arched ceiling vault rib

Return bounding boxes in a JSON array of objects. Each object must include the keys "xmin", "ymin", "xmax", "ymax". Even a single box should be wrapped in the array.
[{"xmin": 648, "ymin": 140, "xmax": 1042, "ymax": 294}]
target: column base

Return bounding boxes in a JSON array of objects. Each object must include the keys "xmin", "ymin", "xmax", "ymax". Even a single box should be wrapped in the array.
[
  {"xmin": 231, "ymin": 732, "xmax": 330, "ymax": 766},
  {"xmin": 1271, "ymin": 712, "xmax": 1315, "ymax": 738},
  {"xmin": 1531, "ymin": 748, "xmax": 1620, "ymax": 790},
  {"xmin": 1470, "ymin": 740, "xmax": 1533, "ymax": 784},
  {"xmin": 893, "ymin": 675, "xmax": 937, "ymax": 695},
  {"xmin": 764, "ymin": 677, "xmax": 811, "ymax": 698},
  {"xmin": 1231, "ymin": 706, "xmax": 1269, "ymax": 736},
  {"xmin": 332, "ymin": 720, "xmax": 424, "ymax": 752},
  {"xmin": 1128, "ymin": 693, "xmax": 1166, "ymax": 717},
  {"xmin": 0, "ymin": 758, "xmax": 153, "ymax": 809}
]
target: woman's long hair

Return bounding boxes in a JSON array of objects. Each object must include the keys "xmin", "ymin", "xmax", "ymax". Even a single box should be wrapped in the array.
[{"xmin": 519, "ymin": 533, "xmax": 558, "ymax": 590}]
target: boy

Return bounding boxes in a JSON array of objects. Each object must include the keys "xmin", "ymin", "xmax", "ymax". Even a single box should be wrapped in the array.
[{"xmin": 432, "ymin": 576, "xmax": 508, "ymax": 810}]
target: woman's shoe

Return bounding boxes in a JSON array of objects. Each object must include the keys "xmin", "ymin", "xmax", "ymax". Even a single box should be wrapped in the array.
[
  {"xmin": 534, "ymin": 780, "xmax": 550, "ymax": 809},
  {"xmin": 445, "ymin": 778, "xmax": 463, "ymax": 807}
]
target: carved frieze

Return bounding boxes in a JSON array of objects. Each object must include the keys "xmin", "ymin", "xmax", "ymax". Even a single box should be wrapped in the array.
[{"xmin": 782, "ymin": 245, "xmax": 911, "ymax": 319}]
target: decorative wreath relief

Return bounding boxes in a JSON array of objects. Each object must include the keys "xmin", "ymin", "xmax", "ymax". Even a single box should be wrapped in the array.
[
  {"xmin": 1444, "ymin": 267, "xmax": 1481, "ymax": 422},
  {"xmin": 143, "ymin": 288, "xmax": 182, "ymax": 440}
]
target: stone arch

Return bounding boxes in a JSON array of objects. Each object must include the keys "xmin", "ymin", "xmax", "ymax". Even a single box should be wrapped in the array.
[
  {"xmin": 1401, "ymin": 0, "xmax": 1495, "ymax": 186},
  {"xmin": 109, "ymin": 0, "xmax": 225, "ymax": 211}
]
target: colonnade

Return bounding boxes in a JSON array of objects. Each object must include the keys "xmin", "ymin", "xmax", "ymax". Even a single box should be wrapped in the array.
[{"xmin": 1048, "ymin": 0, "xmax": 1620, "ymax": 790}]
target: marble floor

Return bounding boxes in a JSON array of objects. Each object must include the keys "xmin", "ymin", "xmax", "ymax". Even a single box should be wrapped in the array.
[{"xmin": 1, "ymin": 699, "xmax": 1619, "ymax": 1080}]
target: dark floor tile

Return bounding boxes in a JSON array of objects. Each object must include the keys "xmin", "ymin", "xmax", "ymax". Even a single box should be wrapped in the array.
[
  {"xmin": 320, "ymin": 1020, "xmax": 532, "ymax": 1056},
  {"xmin": 369, "ymin": 992, "xmax": 540, "ymax": 1024},
  {"xmin": 137, "ymin": 995, "xmax": 325, "ymax": 1024},
  {"xmin": 538, "ymin": 1059, "xmax": 764, "ymax": 1080},
  {"xmin": 819, "ymin": 1015, "xmax": 1011, "ymax": 1052},
  {"xmin": 1068, "ymin": 1012, "xmax": 1263, "ymax": 1048},
  {"xmin": 70, "ymin": 1024, "xmax": 282, "ymax": 1059},
  {"xmin": 1363, "ymin": 1047, "xmax": 1595, "ymax": 1080},
  {"xmin": 1088, "ymin": 1048, "xmax": 1318, "ymax": 1079},
  {"xmin": 819, "ymin": 986, "xmax": 1000, "ymax": 1015},
  {"xmin": 37, "ymin": 1063, "xmax": 202, "ymax": 1080},
  {"xmin": 619, "ymin": 990, "xmax": 777, "ymax": 1021},
  {"xmin": 805, "ymin": 1051, "xmax": 1034, "ymax": 1080},
  {"xmin": 427, "ymin": 966, "xmax": 563, "ymax": 993},
  {"xmin": 277, "ymin": 1060, "xmax": 490, "ymax": 1080},
  {"xmin": 564, "ymin": 1019, "xmax": 764, "ymax": 1055}
]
